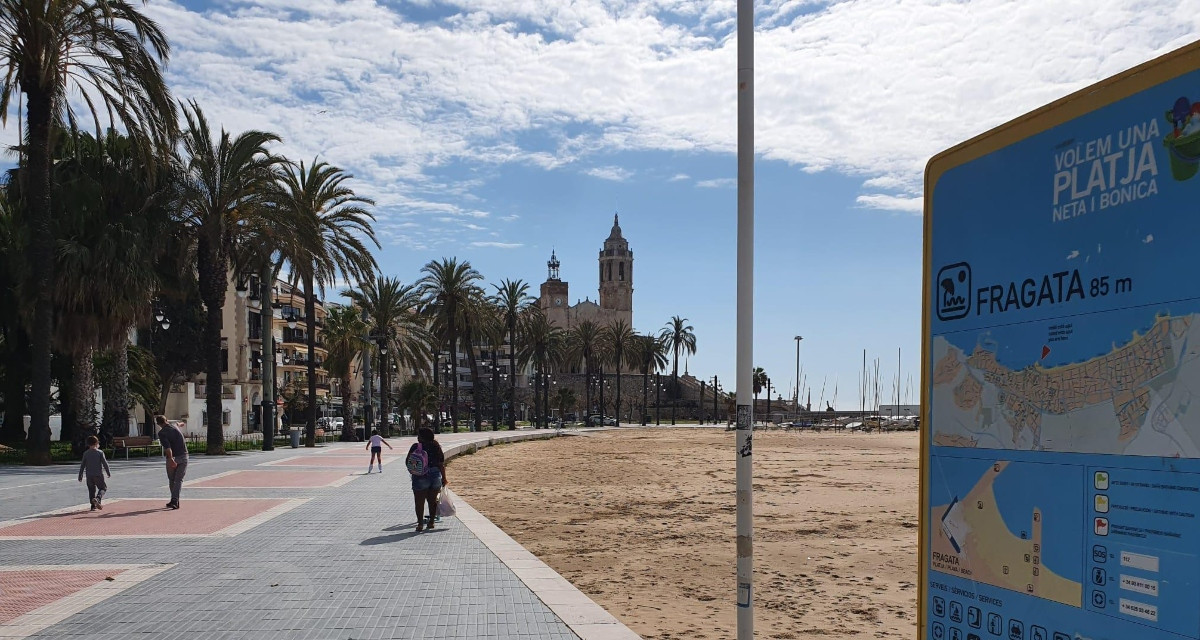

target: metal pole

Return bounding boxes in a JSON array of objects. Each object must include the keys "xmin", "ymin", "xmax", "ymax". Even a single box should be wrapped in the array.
[
  {"xmin": 735, "ymin": 0, "xmax": 755, "ymax": 632},
  {"xmin": 261, "ymin": 267, "xmax": 275, "ymax": 451},
  {"xmin": 713, "ymin": 375, "xmax": 719, "ymax": 425},
  {"xmin": 655, "ymin": 373, "xmax": 661, "ymax": 426},
  {"xmin": 794, "ymin": 336, "xmax": 802, "ymax": 419}
]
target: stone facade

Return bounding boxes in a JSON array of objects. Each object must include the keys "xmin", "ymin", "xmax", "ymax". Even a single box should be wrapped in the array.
[{"xmin": 538, "ymin": 214, "xmax": 633, "ymax": 330}]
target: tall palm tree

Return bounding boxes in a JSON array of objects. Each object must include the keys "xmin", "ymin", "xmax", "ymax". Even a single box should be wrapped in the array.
[
  {"xmin": 634, "ymin": 333, "xmax": 669, "ymax": 426},
  {"xmin": 344, "ymin": 276, "xmax": 428, "ymax": 438},
  {"xmin": 661, "ymin": 316, "xmax": 697, "ymax": 425},
  {"xmin": 418, "ymin": 258, "xmax": 483, "ymax": 432},
  {"xmin": 177, "ymin": 103, "xmax": 283, "ymax": 454},
  {"xmin": 0, "ymin": 0, "xmax": 177, "ymax": 464},
  {"xmin": 567, "ymin": 320, "xmax": 604, "ymax": 425},
  {"xmin": 518, "ymin": 307, "xmax": 563, "ymax": 429},
  {"xmin": 275, "ymin": 158, "xmax": 378, "ymax": 446},
  {"xmin": 493, "ymin": 279, "xmax": 530, "ymax": 430},
  {"xmin": 320, "ymin": 304, "xmax": 366, "ymax": 441},
  {"xmin": 602, "ymin": 320, "xmax": 635, "ymax": 425}
]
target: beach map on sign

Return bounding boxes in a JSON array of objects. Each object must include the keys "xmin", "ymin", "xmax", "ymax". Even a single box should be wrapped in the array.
[
  {"xmin": 930, "ymin": 313, "xmax": 1200, "ymax": 456},
  {"xmin": 929, "ymin": 458, "xmax": 1083, "ymax": 607}
]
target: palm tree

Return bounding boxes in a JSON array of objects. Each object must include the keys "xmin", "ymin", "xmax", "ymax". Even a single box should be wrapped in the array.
[
  {"xmin": 344, "ymin": 276, "xmax": 428, "ymax": 438},
  {"xmin": 418, "ymin": 258, "xmax": 483, "ymax": 433},
  {"xmin": 275, "ymin": 158, "xmax": 378, "ymax": 446},
  {"xmin": 661, "ymin": 316, "xmax": 697, "ymax": 425},
  {"xmin": 492, "ymin": 279, "xmax": 530, "ymax": 430},
  {"xmin": 0, "ymin": 0, "xmax": 177, "ymax": 464},
  {"xmin": 320, "ymin": 304, "xmax": 366, "ymax": 441},
  {"xmin": 518, "ymin": 307, "xmax": 563, "ymax": 429},
  {"xmin": 47, "ymin": 131, "xmax": 175, "ymax": 441},
  {"xmin": 634, "ymin": 333, "xmax": 669, "ymax": 426},
  {"xmin": 398, "ymin": 379, "xmax": 438, "ymax": 434},
  {"xmin": 566, "ymin": 320, "xmax": 603, "ymax": 425},
  {"xmin": 601, "ymin": 320, "xmax": 635, "ymax": 425},
  {"xmin": 177, "ymin": 103, "xmax": 282, "ymax": 455},
  {"xmin": 752, "ymin": 367, "xmax": 768, "ymax": 415},
  {"xmin": 475, "ymin": 301, "xmax": 506, "ymax": 430}
]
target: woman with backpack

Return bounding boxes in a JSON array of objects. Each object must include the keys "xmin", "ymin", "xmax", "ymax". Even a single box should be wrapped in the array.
[{"xmin": 407, "ymin": 427, "xmax": 446, "ymax": 531}]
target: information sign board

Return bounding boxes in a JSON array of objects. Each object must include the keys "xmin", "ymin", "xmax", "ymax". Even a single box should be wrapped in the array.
[{"xmin": 922, "ymin": 42, "xmax": 1200, "ymax": 640}]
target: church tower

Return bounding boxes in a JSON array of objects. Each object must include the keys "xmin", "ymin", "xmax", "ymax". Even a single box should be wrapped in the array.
[
  {"xmin": 598, "ymin": 213, "xmax": 633, "ymax": 325},
  {"xmin": 539, "ymin": 250, "xmax": 569, "ymax": 328}
]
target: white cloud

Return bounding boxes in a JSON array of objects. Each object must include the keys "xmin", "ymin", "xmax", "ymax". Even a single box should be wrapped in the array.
[
  {"xmin": 586, "ymin": 165, "xmax": 634, "ymax": 181},
  {"xmin": 471, "ymin": 241, "xmax": 525, "ymax": 249},
  {"xmin": 1144, "ymin": 234, "xmax": 1154, "ymax": 243},
  {"xmin": 669, "ymin": 173, "xmax": 690, "ymax": 181},
  {"xmin": 1067, "ymin": 250, "xmax": 1080, "ymax": 260},
  {"xmin": 501, "ymin": 214, "xmax": 520, "ymax": 222},
  {"xmin": 696, "ymin": 178, "xmax": 735, "ymax": 188},
  {"xmin": 856, "ymin": 194, "xmax": 922, "ymax": 214},
  {"xmin": 118, "ymin": 0, "xmax": 1200, "ymax": 241}
]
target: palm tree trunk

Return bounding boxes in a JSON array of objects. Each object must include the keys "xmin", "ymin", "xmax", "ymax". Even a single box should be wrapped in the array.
[
  {"xmin": 465, "ymin": 332, "xmax": 481, "ymax": 432},
  {"xmin": 74, "ymin": 347, "xmax": 97, "ymax": 433},
  {"xmin": 532, "ymin": 361, "xmax": 540, "ymax": 429},
  {"xmin": 305, "ymin": 271, "xmax": 317, "ymax": 447},
  {"xmin": 102, "ymin": 342, "xmax": 131, "ymax": 437},
  {"xmin": 641, "ymin": 368, "xmax": 648, "ymax": 426},
  {"xmin": 341, "ymin": 372, "xmax": 354, "ymax": 441},
  {"xmin": 491, "ymin": 355, "xmax": 499, "ymax": 430},
  {"xmin": 542, "ymin": 368, "xmax": 550, "ymax": 427},
  {"xmin": 198, "ymin": 236, "xmax": 227, "ymax": 455},
  {"xmin": 671, "ymin": 352, "xmax": 679, "ymax": 425},
  {"xmin": 450, "ymin": 335, "xmax": 459, "ymax": 432},
  {"xmin": 508, "ymin": 319, "xmax": 517, "ymax": 430},
  {"xmin": 24, "ymin": 86, "xmax": 56, "ymax": 465},
  {"xmin": 615, "ymin": 360, "xmax": 622, "ymax": 426},
  {"xmin": 381, "ymin": 351, "xmax": 390, "ymax": 436},
  {"xmin": 585, "ymin": 359, "xmax": 592, "ymax": 425}
]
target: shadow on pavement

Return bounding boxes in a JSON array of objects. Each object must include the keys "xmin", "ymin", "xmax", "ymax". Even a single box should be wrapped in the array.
[{"xmin": 360, "ymin": 529, "xmax": 444, "ymax": 545}]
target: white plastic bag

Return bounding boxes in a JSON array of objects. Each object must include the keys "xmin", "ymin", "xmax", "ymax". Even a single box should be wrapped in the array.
[{"xmin": 438, "ymin": 489, "xmax": 457, "ymax": 517}]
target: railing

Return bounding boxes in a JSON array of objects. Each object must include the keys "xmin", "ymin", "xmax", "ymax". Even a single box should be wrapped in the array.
[{"xmin": 194, "ymin": 384, "xmax": 236, "ymax": 399}]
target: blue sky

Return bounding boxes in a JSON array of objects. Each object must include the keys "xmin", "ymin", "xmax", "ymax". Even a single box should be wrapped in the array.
[{"xmin": 12, "ymin": 0, "xmax": 1199, "ymax": 407}]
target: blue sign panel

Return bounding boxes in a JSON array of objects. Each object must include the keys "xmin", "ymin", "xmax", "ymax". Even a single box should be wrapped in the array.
[{"xmin": 923, "ymin": 44, "xmax": 1200, "ymax": 640}]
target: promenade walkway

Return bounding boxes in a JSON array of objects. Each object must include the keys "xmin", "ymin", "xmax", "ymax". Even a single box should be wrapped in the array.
[{"xmin": 0, "ymin": 430, "xmax": 639, "ymax": 640}]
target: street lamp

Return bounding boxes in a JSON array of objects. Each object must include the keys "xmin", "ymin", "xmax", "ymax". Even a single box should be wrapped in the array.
[
  {"xmin": 145, "ymin": 299, "xmax": 171, "ymax": 436},
  {"xmin": 794, "ymin": 336, "xmax": 803, "ymax": 419}
]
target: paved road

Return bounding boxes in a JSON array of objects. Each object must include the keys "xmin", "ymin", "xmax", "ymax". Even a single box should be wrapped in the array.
[{"xmin": 0, "ymin": 430, "xmax": 634, "ymax": 640}]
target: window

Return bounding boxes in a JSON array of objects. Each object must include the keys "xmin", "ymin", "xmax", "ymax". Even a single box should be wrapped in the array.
[
  {"xmin": 599, "ymin": 263, "xmax": 603, "ymax": 282},
  {"xmin": 221, "ymin": 348, "xmax": 229, "ymax": 373},
  {"xmin": 222, "ymin": 409, "xmax": 231, "ymax": 426},
  {"xmin": 619, "ymin": 262, "xmax": 624, "ymax": 281},
  {"xmin": 607, "ymin": 262, "xmax": 612, "ymax": 281}
]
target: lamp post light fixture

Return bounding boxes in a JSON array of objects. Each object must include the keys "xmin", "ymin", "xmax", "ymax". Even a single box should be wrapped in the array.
[{"xmin": 794, "ymin": 336, "xmax": 803, "ymax": 419}]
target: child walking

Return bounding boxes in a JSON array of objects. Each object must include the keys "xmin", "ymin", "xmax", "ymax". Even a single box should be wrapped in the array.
[
  {"xmin": 365, "ymin": 429, "xmax": 392, "ymax": 473},
  {"xmin": 78, "ymin": 435, "xmax": 112, "ymax": 511}
]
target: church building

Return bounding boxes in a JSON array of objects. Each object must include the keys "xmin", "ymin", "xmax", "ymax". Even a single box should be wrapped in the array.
[{"xmin": 538, "ymin": 214, "xmax": 634, "ymax": 330}]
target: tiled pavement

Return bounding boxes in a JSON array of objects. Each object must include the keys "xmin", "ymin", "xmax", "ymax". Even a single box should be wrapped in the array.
[{"xmin": 0, "ymin": 430, "xmax": 639, "ymax": 639}]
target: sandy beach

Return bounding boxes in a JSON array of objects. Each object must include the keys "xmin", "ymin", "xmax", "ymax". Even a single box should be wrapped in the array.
[{"xmin": 453, "ymin": 428, "xmax": 919, "ymax": 639}]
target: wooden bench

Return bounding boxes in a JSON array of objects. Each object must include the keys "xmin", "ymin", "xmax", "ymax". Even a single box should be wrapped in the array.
[{"xmin": 111, "ymin": 435, "xmax": 163, "ymax": 460}]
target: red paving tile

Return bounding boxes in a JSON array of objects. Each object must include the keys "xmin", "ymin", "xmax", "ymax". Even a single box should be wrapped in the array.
[
  {"xmin": 191, "ymin": 470, "xmax": 350, "ymax": 488},
  {"xmin": 273, "ymin": 454, "xmax": 387, "ymax": 468},
  {"xmin": 0, "ymin": 499, "xmax": 287, "ymax": 537},
  {"xmin": 0, "ymin": 569, "xmax": 123, "ymax": 623}
]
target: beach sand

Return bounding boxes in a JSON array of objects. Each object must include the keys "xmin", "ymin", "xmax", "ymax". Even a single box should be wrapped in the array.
[{"xmin": 453, "ymin": 428, "xmax": 919, "ymax": 639}]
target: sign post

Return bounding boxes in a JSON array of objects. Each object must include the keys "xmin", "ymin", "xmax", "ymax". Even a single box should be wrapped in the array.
[{"xmin": 922, "ymin": 41, "xmax": 1200, "ymax": 640}]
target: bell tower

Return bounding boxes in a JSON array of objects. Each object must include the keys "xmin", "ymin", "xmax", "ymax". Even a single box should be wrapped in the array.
[
  {"xmin": 598, "ymin": 213, "xmax": 633, "ymax": 324},
  {"xmin": 540, "ymin": 249, "xmax": 569, "ymax": 327}
]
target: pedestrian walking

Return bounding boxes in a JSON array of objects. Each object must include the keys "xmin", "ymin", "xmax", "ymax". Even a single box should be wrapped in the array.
[
  {"xmin": 155, "ymin": 415, "xmax": 188, "ymax": 510},
  {"xmin": 365, "ymin": 429, "xmax": 392, "ymax": 473},
  {"xmin": 77, "ymin": 435, "xmax": 111, "ymax": 511},
  {"xmin": 407, "ymin": 427, "xmax": 446, "ymax": 532}
]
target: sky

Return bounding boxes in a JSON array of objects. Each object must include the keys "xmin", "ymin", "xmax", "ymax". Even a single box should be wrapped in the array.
[{"xmin": 11, "ymin": 0, "xmax": 1200, "ymax": 408}]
